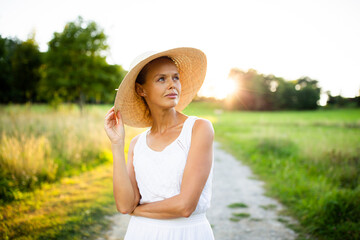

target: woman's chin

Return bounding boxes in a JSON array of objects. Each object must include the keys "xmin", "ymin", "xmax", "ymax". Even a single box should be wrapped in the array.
[{"xmin": 164, "ymin": 99, "xmax": 179, "ymax": 109}]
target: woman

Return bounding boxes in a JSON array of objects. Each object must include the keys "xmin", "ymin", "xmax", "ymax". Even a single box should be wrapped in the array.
[{"xmin": 104, "ymin": 47, "xmax": 215, "ymax": 239}]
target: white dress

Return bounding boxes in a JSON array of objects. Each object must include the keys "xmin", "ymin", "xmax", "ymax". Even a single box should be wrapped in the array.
[{"xmin": 124, "ymin": 116, "xmax": 215, "ymax": 240}]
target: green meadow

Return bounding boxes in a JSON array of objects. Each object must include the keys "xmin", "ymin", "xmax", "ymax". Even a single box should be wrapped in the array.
[
  {"xmin": 185, "ymin": 102, "xmax": 360, "ymax": 240},
  {"xmin": 1, "ymin": 102, "xmax": 359, "ymax": 240}
]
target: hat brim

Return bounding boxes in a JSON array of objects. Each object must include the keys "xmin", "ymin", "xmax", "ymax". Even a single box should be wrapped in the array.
[{"xmin": 114, "ymin": 47, "xmax": 207, "ymax": 128}]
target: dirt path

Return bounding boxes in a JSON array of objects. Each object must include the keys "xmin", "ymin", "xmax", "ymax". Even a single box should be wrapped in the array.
[{"xmin": 98, "ymin": 142, "xmax": 297, "ymax": 240}]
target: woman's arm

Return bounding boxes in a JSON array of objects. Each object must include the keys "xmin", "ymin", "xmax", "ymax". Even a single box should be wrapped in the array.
[
  {"xmin": 112, "ymin": 136, "xmax": 141, "ymax": 214},
  {"xmin": 104, "ymin": 106, "xmax": 140, "ymax": 214},
  {"xmin": 131, "ymin": 118, "xmax": 214, "ymax": 219}
]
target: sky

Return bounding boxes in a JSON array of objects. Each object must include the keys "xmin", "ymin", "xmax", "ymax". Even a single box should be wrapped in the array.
[{"xmin": 1, "ymin": 0, "xmax": 359, "ymax": 102}]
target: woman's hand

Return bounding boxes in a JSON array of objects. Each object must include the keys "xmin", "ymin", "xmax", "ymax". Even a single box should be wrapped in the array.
[
  {"xmin": 129, "ymin": 208, "xmax": 136, "ymax": 216},
  {"xmin": 129, "ymin": 205, "xmax": 141, "ymax": 216},
  {"xmin": 104, "ymin": 106, "xmax": 125, "ymax": 145}
]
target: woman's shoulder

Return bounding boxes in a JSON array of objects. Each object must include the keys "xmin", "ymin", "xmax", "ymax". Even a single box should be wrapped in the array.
[
  {"xmin": 191, "ymin": 116, "xmax": 214, "ymax": 138},
  {"xmin": 128, "ymin": 130, "xmax": 148, "ymax": 152},
  {"xmin": 191, "ymin": 116, "xmax": 213, "ymax": 128}
]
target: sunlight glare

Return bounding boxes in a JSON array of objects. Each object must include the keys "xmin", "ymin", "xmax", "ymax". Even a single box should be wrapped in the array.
[
  {"xmin": 199, "ymin": 76, "xmax": 238, "ymax": 100},
  {"xmin": 216, "ymin": 77, "xmax": 237, "ymax": 99}
]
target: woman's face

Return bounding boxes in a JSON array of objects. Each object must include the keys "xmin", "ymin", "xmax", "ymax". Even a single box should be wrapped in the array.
[{"xmin": 137, "ymin": 58, "xmax": 181, "ymax": 110}]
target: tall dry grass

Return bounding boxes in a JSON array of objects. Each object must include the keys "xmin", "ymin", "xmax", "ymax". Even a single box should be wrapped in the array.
[
  {"xmin": 0, "ymin": 103, "xmax": 144, "ymax": 203},
  {"xmin": 0, "ymin": 133, "xmax": 57, "ymax": 189}
]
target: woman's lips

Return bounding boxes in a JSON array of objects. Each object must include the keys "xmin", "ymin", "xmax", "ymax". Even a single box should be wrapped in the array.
[{"xmin": 165, "ymin": 93, "xmax": 178, "ymax": 99}]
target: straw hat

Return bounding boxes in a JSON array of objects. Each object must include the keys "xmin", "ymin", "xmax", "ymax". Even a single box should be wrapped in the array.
[{"xmin": 114, "ymin": 47, "xmax": 207, "ymax": 128}]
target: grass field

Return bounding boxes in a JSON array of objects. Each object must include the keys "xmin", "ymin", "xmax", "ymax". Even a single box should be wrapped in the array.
[
  {"xmin": 185, "ymin": 102, "xmax": 360, "ymax": 240},
  {"xmin": 0, "ymin": 103, "xmax": 143, "ymax": 239},
  {"xmin": 0, "ymin": 103, "xmax": 144, "ymax": 203},
  {"xmin": 1, "ymin": 102, "xmax": 359, "ymax": 239}
]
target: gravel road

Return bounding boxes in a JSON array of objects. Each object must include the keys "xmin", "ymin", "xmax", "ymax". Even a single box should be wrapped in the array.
[{"xmin": 98, "ymin": 142, "xmax": 298, "ymax": 240}]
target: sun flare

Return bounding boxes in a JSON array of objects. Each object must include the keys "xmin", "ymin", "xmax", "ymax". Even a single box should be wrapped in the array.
[{"xmin": 199, "ymin": 76, "xmax": 238, "ymax": 100}]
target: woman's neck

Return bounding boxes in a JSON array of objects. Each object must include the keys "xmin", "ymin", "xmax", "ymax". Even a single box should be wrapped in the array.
[{"xmin": 149, "ymin": 108, "xmax": 186, "ymax": 134}]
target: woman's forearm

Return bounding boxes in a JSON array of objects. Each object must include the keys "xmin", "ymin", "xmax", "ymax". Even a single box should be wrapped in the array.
[
  {"xmin": 132, "ymin": 194, "xmax": 195, "ymax": 219},
  {"xmin": 112, "ymin": 143, "xmax": 137, "ymax": 214}
]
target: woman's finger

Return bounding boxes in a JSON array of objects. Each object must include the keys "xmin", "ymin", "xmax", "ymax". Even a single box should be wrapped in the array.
[
  {"xmin": 116, "ymin": 110, "xmax": 124, "ymax": 126},
  {"xmin": 105, "ymin": 117, "xmax": 116, "ymax": 129},
  {"xmin": 105, "ymin": 106, "xmax": 115, "ymax": 115},
  {"xmin": 105, "ymin": 107, "xmax": 115, "ymax": 117},
  {"xmin": 104, "ymin": 114, "xmax": 115, "ymax": 126},
  {"xmin": 105, "ymin": 110, "xmax": 114, "ymax": 119},
  {"xmin": 105, "ymin": 111, "xmax": 115, "ymax": 121}
]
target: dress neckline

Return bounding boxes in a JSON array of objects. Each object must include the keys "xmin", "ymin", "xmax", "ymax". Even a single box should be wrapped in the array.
[{"xmin": 145, "ymin": 116, "xmax": 191, "ymax": 153}]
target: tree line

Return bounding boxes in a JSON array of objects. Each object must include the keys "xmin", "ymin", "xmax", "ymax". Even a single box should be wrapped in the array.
[
  {"xmin": 326, "ymin": 92, "xmax": 360, "ymax": 108},
  {"xmin": 1, "ymin": 16, "xmax": 358, "ymax": 111},
  {"xmin": 224, "ymin": 68, "xmax": 321, "ymax": 110},
  {"xmin": 0, "ymin": 16, "xmax": 126, "ymax": 111},
  {"xmin": 222, "ymin": 68, "xmax": 359, "ymax": 110}
]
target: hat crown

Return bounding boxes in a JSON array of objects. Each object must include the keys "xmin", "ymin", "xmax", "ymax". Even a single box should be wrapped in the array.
[{"xmin": 129, "ymin": 51, "xmax": 157, "ymax": 70}]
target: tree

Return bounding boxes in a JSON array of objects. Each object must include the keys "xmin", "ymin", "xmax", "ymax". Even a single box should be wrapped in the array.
[
  {"xmin": 326, "ymin": 91, "xmax": 360, "ymax": 108},
  {"xmin": 227, "ymin": 69, "xmax": 280, "ymax": 110},
  {"xmin": 274, "ymin": 79, "xmax": 298, "ymax": 109},
  {"xmin": 11, "ymin": 35, "xmax": 42, "ymax": 103},
  {"xmin": 268, "ymin": 76, "xmax": 321, "ymax": 110},
  {"xmin": 41, "ymin": 16, "xmax": 124, "ymax": 111},
  {"xmin": 0, "ymin": 36, "xmax": 18, "ymax": 103},
  {"xmin": 294, "ymin": 77, "xmax": 321, "ymax": 110},
  {"xmin": 0, "ymin": 35, "xmax": 41, "ymax": 103},
  {"xmin": 225, "ymin": 68, "xmax": 321, "ymax": 110}
]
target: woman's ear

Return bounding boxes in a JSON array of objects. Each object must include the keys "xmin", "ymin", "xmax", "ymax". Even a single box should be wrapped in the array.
[{"xmin": 135, "ymin": 83, "xmax": 146, "ymax": 97}]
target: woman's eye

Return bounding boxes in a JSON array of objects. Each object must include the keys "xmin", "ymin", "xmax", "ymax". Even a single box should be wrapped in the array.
[
  {"xmin": 158, "ymin": 77, "xmax": 165, "ymax": 82},
  {"xmin": 173, "ymin": 76, "xmax": 179, "ymax": 80}
]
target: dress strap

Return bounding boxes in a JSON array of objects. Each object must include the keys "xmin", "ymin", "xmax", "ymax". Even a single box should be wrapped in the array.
[
  {"xmin": 133, "ymin": 127, "xmax": 150, "ymax": 153},
  {"xmin": 176, "ymin": 116, "xmax": 198, "ymax": 154}
]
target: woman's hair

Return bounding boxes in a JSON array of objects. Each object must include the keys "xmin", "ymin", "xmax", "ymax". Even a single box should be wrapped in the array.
[{"xmin": 135, "ymin": 56, "xmax": 174, "ymax": 85}]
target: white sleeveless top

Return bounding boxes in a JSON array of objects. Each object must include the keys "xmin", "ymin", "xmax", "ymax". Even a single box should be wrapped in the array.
[{"xmin": 132, "ymin": 116, "xmax": 214, "ymax": 215}]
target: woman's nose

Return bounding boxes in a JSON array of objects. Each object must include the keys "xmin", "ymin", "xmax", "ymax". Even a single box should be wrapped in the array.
[{"xmin": 167, "ymin": 78, "xmax": 176, "ymax": 88}]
